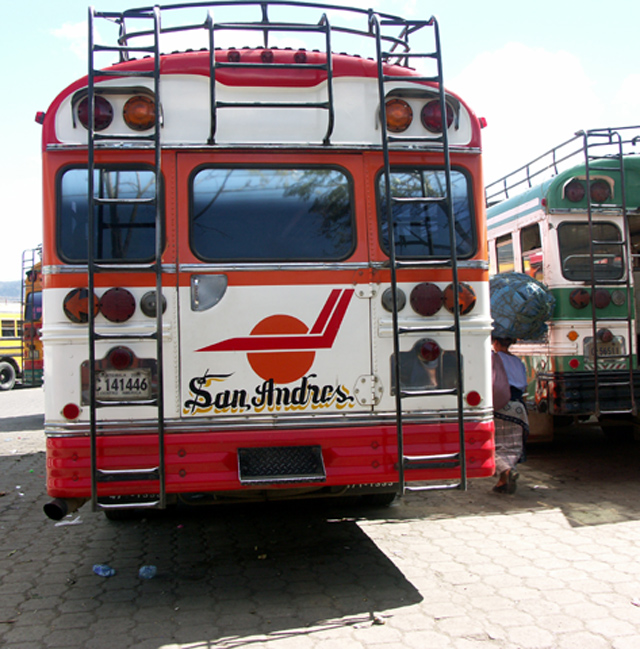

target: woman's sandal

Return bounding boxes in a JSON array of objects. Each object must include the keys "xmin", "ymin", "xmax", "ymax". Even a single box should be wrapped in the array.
[{"xmin": 507, "ymin": 470, "xmax": 519, "ymax": 494}]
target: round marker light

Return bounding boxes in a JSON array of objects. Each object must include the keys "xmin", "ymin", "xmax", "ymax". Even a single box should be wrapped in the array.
[
  {"xmin": 590, "ymin": 179, "xmax": 611, "ymax": 203},
  {"xmin": 123, "ymin": 95, "xmax": 156, "ymax": 131},
  {"xmin": 418, "ymin": 339, "xmax": 441, "ymax": 363},
  {"xmin": 62, "ymin": 403, "xmax": 81, "ymax": 421},
  {"xmin": 443, "ymin": 282, "xmax": 476, "ymax": 315},
  {"xmin": 385, "ymin": 98, "xmax": 413, "ymax": 133},
  {"xmin": 420, "ymin": 100, "xmax": 454, "ymax": 133},
  {"xmin": 294, "ymin": 50, "xmax": 307, "ymax": 63},
  {"xmin": 567, "ymin": 330, "xmax": 579, "ymax": 342},
  {"xmin": 611, "ymin": 290, "xmax": 626, "ymax": 306},
  {"xmin": 594, "ymin": 289, "xmax": 611, "ymax": 309},
  {"xmin": 466, "ymin": 391, "xmax": 482, "ymax": 407},
  {"xmin": 228, "ymin": 50, "xmax": 241, "ymax": 62},
  {"xmin": 564, "ymin": 179, "xmax": 585, "ymax": 202},
  {"xmin": 381, "ymin": 287, "xmax": 407, "ymax": 313},
  {"xmin": 77, "ymin": 95, "xmax": 114, "ymax": 131},
  {"xmin": 100, "ymin": 287, "xmax": 136, "ymax": 323},
  {"xmin": 107, "ymin": 346, "xmax": 134, "ymax": 371},
  {"xmin": 261, "ymin": 49, "xmax": 274, "ymax": 63},
  {"xmin": 569, "ymin": 358, "xmax": 580, "ymax": 369},
  {"xmin": 410, "ymin": 283, "xmax": 443, "ymax": 316}
]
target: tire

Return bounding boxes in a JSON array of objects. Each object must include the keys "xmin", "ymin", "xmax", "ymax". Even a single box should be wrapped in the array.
[{"xmin": 0, "ymin": 362, "xmax": 16, "ymax": 391}]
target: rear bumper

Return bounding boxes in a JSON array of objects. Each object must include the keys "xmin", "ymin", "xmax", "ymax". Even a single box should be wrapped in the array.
[{"xmin": 46, "ymin": 420, "xmax": 495, "ymax": 498}]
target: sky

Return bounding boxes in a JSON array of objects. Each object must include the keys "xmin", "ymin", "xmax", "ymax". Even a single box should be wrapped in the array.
[{"xmin": 0, "ymin": 0, "xmax": 638, "ymax": 281}]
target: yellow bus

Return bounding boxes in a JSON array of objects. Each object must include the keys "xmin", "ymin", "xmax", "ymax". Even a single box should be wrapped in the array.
[{"xmin": 0, "ymin": 310, "xmax": 22, "ymax": 390}]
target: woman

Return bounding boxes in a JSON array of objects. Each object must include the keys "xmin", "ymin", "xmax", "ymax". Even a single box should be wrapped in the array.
[{"xmin": 492, "ymin": 337, "xmax": 529, "ymax": 494}]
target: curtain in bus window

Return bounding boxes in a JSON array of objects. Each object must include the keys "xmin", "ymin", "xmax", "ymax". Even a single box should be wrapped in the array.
[
  {"xmin": 58, "ymin": 169, "xmax": 157, "ymax": 262},
  {"xmin": 496, "ymin": 234, "xmax": 515, "ymax": 273},
  {"xmin": 521, "ymin": 224, "xmax": 543, "ymax": 281},
  {"xmin": 378, "ymin": 169, "xmax": 475, "ymax": 259},
  {"xmin": 558, "ymin": 222, "xmax": 624, "ymax": 281},
  {"xmin": 191, "ymin": 168, "xmax": 354, "ymax": 261}
]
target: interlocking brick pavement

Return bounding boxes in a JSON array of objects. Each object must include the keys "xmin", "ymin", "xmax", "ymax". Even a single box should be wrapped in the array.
[{"xmin": 1, "ymin": 387, "xmax": 640, "ymax": 648}]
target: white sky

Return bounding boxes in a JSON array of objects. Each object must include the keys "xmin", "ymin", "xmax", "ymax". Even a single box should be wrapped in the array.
[{"xmin": 1, "ymin": 0, "xmax": 638, "ymax": 280}]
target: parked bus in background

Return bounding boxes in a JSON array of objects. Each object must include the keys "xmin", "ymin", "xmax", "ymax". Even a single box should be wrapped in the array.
[
  {"xmin": 22, "ymin": 247, "xmax": 43, "ymax": 387},
  {"xmin": 0, "ymin": 308, "xmax": 22, "ymax": 391},
  {"xmin": 38, "ymin": 1, "xmax": 494, "ymax": 520},
  {"xmin": 486, "ymin": 126, "xmax": 640, "ymax": 440}
]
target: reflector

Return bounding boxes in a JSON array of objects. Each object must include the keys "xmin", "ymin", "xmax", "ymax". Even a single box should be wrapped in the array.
[
  {"xmin": 466, "ymin": 391, "xmax": 481, "ymax": 407},
  {"xmin": 62, "ymin": 403, "xmax": 81, "ymax": 420},
  {"xmin": 107, "ymin": 347, "xmax": 134, "ymax": 371},
  {"xmin": 410, "ymin": 283, "xmax": 443, "ymax": 316},
  {"xmin": 418, "ymin": 339, "xmax": 441, "ymax": 363}
]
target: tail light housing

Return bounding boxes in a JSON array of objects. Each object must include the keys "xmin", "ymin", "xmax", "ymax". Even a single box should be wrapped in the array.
[
  {"xmin": 410, "ymin": 283, "xmax": 443, "ymax": 316},
  {"xmin": 443, "ymin": 283, "xmax": 476, "ymax": 315},
  {"xmin": 418, "ymin": 339, "xmax": 441, "ymax": 363},
  {"xmin": 564, "ymin": 179, "xmax": 585, "ymax": 202},
  {"xmin": 123, "ymin": 95, "xmax": 156, "ymax": 131},
  {"xmin": 63, "ymin": 288, "xmax": 99, "ymax": 324},
  {"xmin": 100, "ymin": 287, "xmax": 136, "ymax": 323},
  {"xmin": 106, "ymin": 346, "xmax": 135, "ymax": 371},
  {"xmin": 590, "ymin": 179, "xmax": 611, "ymax": 203}
]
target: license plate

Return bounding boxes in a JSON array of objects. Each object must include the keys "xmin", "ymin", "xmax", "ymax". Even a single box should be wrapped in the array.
[
  {"xmin": 585, "ymin": 339, "xmax": 624, "ymax": 359},
  {"xmin": 96, "ymin": 369, "xmax": 152, "ymax": 400}
]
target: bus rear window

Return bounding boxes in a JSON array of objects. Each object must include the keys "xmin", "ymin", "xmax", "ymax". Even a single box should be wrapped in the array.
[
  {"xmin": 58, "ymin": 168, "xmax": 157, "ymax": 262},
  {"xmin": 190, "ymin": 167, "xmax": 354, "ymax": 262},
  {"xmin": 378, "ymin": 168, "xmax": 475, "ymax": 259},
  {"xmin": 558, "ymin": 222, "xmax": 624, "ymax": 281}
]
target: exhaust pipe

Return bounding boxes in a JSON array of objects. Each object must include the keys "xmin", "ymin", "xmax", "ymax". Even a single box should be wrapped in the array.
[{"xmin": 43, "ymin": 497, "xmax": 88, "ymax": 521}]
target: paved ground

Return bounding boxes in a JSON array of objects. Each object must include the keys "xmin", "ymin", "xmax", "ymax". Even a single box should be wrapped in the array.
[{"xmin": 1, "ymin": 387, "xmax": 640, "ymax": 648}]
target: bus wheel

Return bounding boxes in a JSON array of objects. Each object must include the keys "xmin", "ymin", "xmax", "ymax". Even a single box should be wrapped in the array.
[{"xmin": 0, "ymin": 362, "xmax": 16, "ymax": 391}]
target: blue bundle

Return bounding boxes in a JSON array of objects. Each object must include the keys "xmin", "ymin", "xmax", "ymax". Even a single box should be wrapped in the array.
[{"xmin": 490, "ymin": 272, "xmax": 555, "ymax": 341}]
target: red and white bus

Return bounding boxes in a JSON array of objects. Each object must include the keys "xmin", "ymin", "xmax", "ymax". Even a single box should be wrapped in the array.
[{"xmin": 39, "ymin": 1, "xmax": 493, "ymax": 520}]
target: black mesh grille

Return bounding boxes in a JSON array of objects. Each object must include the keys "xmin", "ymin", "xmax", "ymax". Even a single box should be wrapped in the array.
[{"xmin": 238, "ymin": 445, "xmax": 326, "ymax": 485}]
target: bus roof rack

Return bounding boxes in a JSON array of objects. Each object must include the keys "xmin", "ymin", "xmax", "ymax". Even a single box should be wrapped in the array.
[{"xmin": 485, "ymin": 125, "xmax": 640, "ymax": 207}]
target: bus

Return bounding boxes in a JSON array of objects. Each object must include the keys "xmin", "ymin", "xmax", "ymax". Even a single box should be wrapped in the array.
[
  {"xmin": 39, "ymin": 1, "xmax": 494, "ymax": 520},
  {"xmin": 486, "ymin": 126, "xmax": 640, "ymax": 440},
  {"xmin": 22, "ymin": 247, "xmax": 43, "ymax": 387},
  {"xmin": 0, "ymin": 309, "xmax": 21, "ymax": 391}
]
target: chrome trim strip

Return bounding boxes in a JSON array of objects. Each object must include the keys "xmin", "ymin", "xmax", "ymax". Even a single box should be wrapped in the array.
[
  {"xmin": 44, "ymin": 264, "xmax": 177, "ymax": 275},
  {"xmin": 179, "ymin": 262, "xmax": 370, "ymax": 273}
]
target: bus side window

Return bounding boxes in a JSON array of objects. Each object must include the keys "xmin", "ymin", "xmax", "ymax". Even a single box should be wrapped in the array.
[
  {"xmin": 521, "ymin": 224, "xmax": 543, "ymax": 281},
  {"xmin": 496, "ymin": 234, "xmax": 514, "ymax": 273}
]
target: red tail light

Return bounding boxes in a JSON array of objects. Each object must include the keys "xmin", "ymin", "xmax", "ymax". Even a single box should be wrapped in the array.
[
  {"xmin": 564, "ymin": 179, "xmax": 585, "ymax": 202},
  {"xmin": 107, "ymin": 347, "xmax": 134, "ymax": 370},
  {"xmin": 62, "ymin": 403, "xmax": 81, "ymax": 420},
  {"xmin": 100, "ymin": 287, "xmax": 136, "ymax": 323},
  {"xmin": 420, "ymin": 100, "xmax": 454, "ymax": 133},
  {"xmin": 418, "ymin": 339, "xmax": 441, "ymax": 363},
  {"xmin": 597, "ymin": 328, "xmax": 614, "ymax": 343},
  {"xmin": 63, "ymin": 288, "xmax": 99, "ymax": 324},
  {"xmin": 443, "ymin": 283, "xmax": 476, "ymax": 315},
  {"xmin": 410, "ymin": 283, "xmax": 443, "ymax": 316},
  {"xmin": 77, "ymin": 95, "xmax": 114, "ymax": 131},
  {"xmin": 594, "ymin": 289, "xmax": 611, "ymax": 309},
  {"xmin": 466, "ymin": 391, "xmax": 482, "ymax": 407},
  {"xmin": 569, "ymin": 288, "xmax": 590, "ymax": 309},
  {"xmin": 590, "ymin": 179, "xmax": 611, "ymax": 203}
]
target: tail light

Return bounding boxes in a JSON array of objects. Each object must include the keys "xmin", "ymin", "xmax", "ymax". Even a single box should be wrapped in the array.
[
  {"xmin": 62, "ymin": 403, "xmax": 81, "ymax": 420},
  {"xmin": 123, "ymin": 95, "xmax": 156, "ymax": 131},
  {"xmin": 466, "ymin": 391, "xmax": 482, "ymax": 407},
  {"xmin": 261, "ymin": 49, "xmax": 274, "ymax": 63},
  {"xmin": 443, "ymin": 283, "xmax": 476, "ymax": 315},
  {"xmin": 385, "ymin": 98, "xmax": 413, "ymax": 133},
  {"xmin": 228, "ymin": 50, "xmax": 241, "ymax": 62},
  {"xmin": 410, "ymin": 283, "xmax": 443, "ymax": 316},
  {"xmin": 569, "ymin": 288, "xmax": 590, "ymax": 309},
  {"xmin": 63, "ymin": 288, "xmax": 99, "ymax": 324},
  {"xmin": 593, "ymin": 289, "xmax": 611, "ymax": 309},
  {"xmin": 420, "ymin": 100, "xmax": 454, "ymax": 133},
  {"xmin": 418, "ymin": 339, "xmax": 441, "ymax": 363},
  {"xmin": 590, "ymin": 179, "xmax": 611, "ymax": 203},
  {"xmin": 597, "ymin": 328, "xmax": 614, "ymax": 343},
  {"xmin": 107, "ymin": 346, "xmax": 134, "ymax": 370},
  {"xmin": 381, "ymin": 287, "xmax": 407, "ymax": 313},
  {"xmin": 100, "ymin": 287, "xmax": 136, "ymax": 323},
  {"xmin": 77, "ymin": 95, "xmax": 114, "ymax": 131},
  {"xmin": 564, "ymin": 179, "xmax": 585, "ymax": 202}
]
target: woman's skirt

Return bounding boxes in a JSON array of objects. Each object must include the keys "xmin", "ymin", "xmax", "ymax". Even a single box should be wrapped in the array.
[{"xmin": 494, "ymin": 399, "xmax": 529, "ymax": 474}]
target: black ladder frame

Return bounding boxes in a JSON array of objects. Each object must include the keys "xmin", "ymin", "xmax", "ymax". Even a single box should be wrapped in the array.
[
  {"xmin": 87, "ymin": 6, "xmax": 166, "ymax": 513},
  {"xmin": 370, "ymin": 13, "xmax": 467, "ymax": 496}
]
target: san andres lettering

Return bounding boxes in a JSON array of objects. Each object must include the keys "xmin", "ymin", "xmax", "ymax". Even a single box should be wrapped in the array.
[{"xmin": 183, "ymin": 372, "xmax": 355, "ymax": 415}]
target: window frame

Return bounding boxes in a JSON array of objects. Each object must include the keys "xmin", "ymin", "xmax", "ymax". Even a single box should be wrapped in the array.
[
  {"xmin": 56, "ymin": 164, "xmax": 164, "ymax": 264},
  {"xmin": 375, "ymin": 165, "xmax": 477, "ymax": 260},
  {"xmin": 188, "ymin": 163, "xmax": 357, "ymax": 264}
]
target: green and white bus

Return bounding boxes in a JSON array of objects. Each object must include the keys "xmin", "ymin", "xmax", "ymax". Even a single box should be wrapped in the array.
[{"xmin": 486, "ymin": 126, "xmax": 640, "ymax": 439}]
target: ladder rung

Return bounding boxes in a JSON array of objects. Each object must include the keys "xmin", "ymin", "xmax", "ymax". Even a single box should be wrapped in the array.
[
  {"xmin": 94, "ymin": 331, "xmax": 158, "ymax": 341},
  {"xmin": 98, "ymin": 500, "xmax": 161, "ymax": 510},
  {"xmin": 392, "ymin": 196, "xmax": 446, "ymax": 204},
  {"xmin": 405, "ymin": 482, "xmax": 461, "ymax": 492},
  {"xmin": 598, "ymin": 409, "xmax": 634, "ymax": 415},
  {"xmin": 93, "ymin": 196, "xmax": 156, "ymax": 205},
  {"xmin": 216, "ymin": 100, "xmax": 330, "ymax": 110},
  {"xmin": 382, "ymin": 51, "xmax": 437, "ymax": 60},
  {"xmin": 388, "ymin": 134, "xmax": 445, "ymax": 144},
  {"xmin": 383, "ymin": 75, "xmax": 439, "ymax": 83},
  {"xmin": 94, "ymin": 44, "xmax": 156, "ymax": 54},
  {"xmin": 93, "ymin": 69, "xmax": 155, "ymax": 79},
  {"xmin": 93, "ymin": 133, "xmax": 156, "ymax": 142},
  {"xmin": 398, "ymin": 324, "xmax": 456, "ymax": 334},
  {"xmin": 93, "ymin": 262, "xmax": 157, "ymax": 272}
]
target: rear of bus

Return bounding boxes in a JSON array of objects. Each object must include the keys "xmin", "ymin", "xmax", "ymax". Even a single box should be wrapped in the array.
[{"xmin": 39, "ymin": 2, "xmax": 494, "ymax": 518}]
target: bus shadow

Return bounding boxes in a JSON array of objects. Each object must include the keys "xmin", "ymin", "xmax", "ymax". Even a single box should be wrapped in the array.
[{"xmin": 0, "ymin": 413, "xmax": 44, "ymax": 432}]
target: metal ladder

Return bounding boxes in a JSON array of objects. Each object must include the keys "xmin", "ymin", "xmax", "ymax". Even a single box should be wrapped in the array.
[
  {"xmin": 20, "ymin": 246, "xmax": 42, "ymax": 387},
  {"xmin": 87, "ymin": 7, "xmax": 166, "ymax": 513},
  {"xmin": 205, "ymin": 3, "xmax": 336, "ymax": 145},
  {"xmin": 581, "ymin": 128, "xmax": 637, "ymax": 417},
  {"xmin": 370, "ymin": 13, "xmax": 467, "ymax": 495}
]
